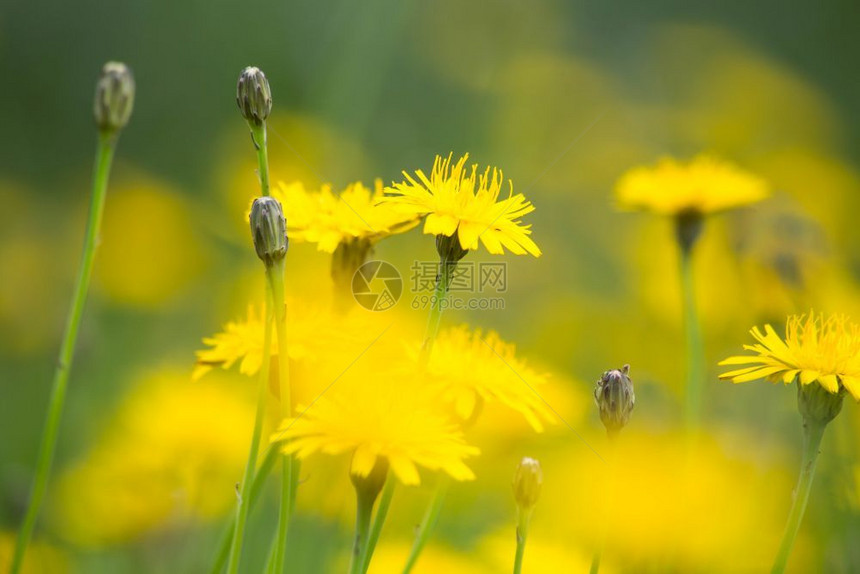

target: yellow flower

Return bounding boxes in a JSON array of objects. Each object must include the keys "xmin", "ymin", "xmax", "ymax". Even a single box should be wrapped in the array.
[
  {"xmin": 383, "ymin": 153, "xmax": 541, "ymax": 256},
  {"xmin": 418, "ymin": 325, "xmax": 554, "ymax": 432},
  {"xmin": 272, "ymin": 371, "xmax": 478, "ymax": 485},
  {"xmin": 719, "ymin": 312, "xmax": 860, "ymax": 399},
  {"xmin": 616, "ymin": 154, "xmax": 768, "ymax": 216},
  {"xmin": 193, "ymin": 303, "xmax": 368, "ymax": 381},
  {"xmin": 272, "ymin": 179, "xmax": 419, "ymax": 253}
]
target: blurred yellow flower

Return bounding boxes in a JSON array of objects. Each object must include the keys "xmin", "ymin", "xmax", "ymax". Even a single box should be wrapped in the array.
[
  {"xmin": 272, "ymin": 179, "xmax": 419, "ymax": 253},
  {"xmin": 367, "ymin": 543, "xmax": 483, "ymax": 574},
  {"xmin": 616, "ymin": 154, "xmax": 768, "ymax": 216},
  {"xmin": 272, "ymin": 373, "xmax": 479, "ymax": 485},
  {"xmin": 193, "ymin": 303, "xmax": 370, "ymax": 381},
  {"xmin": 53, "ymin": 369, "xmax": 253, "ymax": 546},
  {"xmin": 383, "ymin": 153, "xmax": 541, "ymax": 256},
  {"xmin": 418, "ymin": 325, "xmax": 554, "ymax": 432},
  {"xmin": 719, "ymin": 311, "xmax": 860, "ymax": 399}
]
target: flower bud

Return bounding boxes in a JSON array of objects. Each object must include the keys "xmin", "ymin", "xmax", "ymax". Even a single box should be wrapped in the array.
[
  {"xmin": 594, "ymin": 364, "xmax": 635, "ymax": 436},
  {"xmin": 512, "ymin": 457, "xmax": 542, "ymax": 511},
  {"xmin": 797, "ymin": 380, "xmax": 844, "ymax": 425},
  {"xmin": 435, "ymin": 233, "xmax": 469, "ymax": 263},
  {"xmin": 250, "ymin": 196, "xmax": 287, "ymax": 267},
  {"xmin": 94, "ymin": 62, "xmax": 134, "ymax": 134},
  {"xmin": 236, "ymin": 66, "xmax": 272, "ymax": 127}
]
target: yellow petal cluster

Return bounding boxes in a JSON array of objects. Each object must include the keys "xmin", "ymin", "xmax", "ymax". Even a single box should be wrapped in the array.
[
  {"xmin": 616, "ymin": 154, "xmax": 769, "ymax": 216},
  {"xmin": 272, "ymin": 179, "xmax": 419, "ymax": 253},
  {"xmin": 719, "ymin": 311, "xmax": 860, "ymax": 399},
  {"xmin": 383, "ymin": 153, "xmax": 541, "ymax": 256}
]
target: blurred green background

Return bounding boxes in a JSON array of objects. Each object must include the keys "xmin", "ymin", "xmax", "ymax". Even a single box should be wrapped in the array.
[{"xmin": 3, "ymin": 0, "xmax": 860, "ymax": 572}]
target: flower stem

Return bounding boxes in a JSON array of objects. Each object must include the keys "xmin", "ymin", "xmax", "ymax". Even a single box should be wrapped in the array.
[
  {"xmin": 513, "ymin": 508, "xmax": 531, "ymax": 574},
  {"xmin": 418, "ymin": 258, "xmax": 457, "ymax": 366},
  {"xmin": 266, "ymin": 260, "xmax": 294, "ymax": 574},
  {"xmin": 251, "ymin": 124, "xmax": 271, "ymax": 198},
  {"xmin": 679, "ymin": 244, "xmax": 704, "ymax": 434},
  {"xmin": 362, "ymin": 476, "xmax": 396, "ymax": 573},
  {"xmin": 589, "ymin": 436, "xmax": 618, "ymax": 574},
  {"xmin": 349, "ymin": 485, "xmax": 376, "ymax": 574},
  {"xmin": 226, "ymin": 285, "xmax": 275, "ymax": 574},
  {"xmin": 10, "ymin": 132, "xmax": 117, "ymax": 574},
  {"xmin": 210, "ymin": 444, "xmax": 280, "ymax": 574},
  {"xmin": 402, "ymin": 478, "xmax": 449, "ymax": 574},
  {"xmin": 771, "ymin": 419, "xmax": 827, "ymax": 574}
]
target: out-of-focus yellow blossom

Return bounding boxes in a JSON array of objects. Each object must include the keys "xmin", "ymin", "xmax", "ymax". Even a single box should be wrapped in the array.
[
  {"xmin": 480, "ymin": 532, "xmax": 602, "ymax": 573},
  {"xmin": 416, "ymin": 325, "xmax": 554, "ymax": 432},
  {"xmin": 97, "ymin": 176, "xmax": 206, "ymax": 307},
  {"xmin": 271, "ymin": 179, "xmax": 419, "ymax": 253},
  {"xmin": 383, "ymin": 153, "xmax": 541, "ymax": 256},
  {"xmin": 272, "ymin": 371, "xmax": 478, "ymax": 486},
  {"xmin": 192, "ymin": 303, "xmax": 371, "ymax": 381},
  {"xmin": 542, "ymin": 432, "xmax": 792, "ymax": 571},
  {"xmin": 53, "ymin": 369, "xmax": 253, "ymax": 546},
  {"xmin": 0, "ymin": 532, "xmax": 68, "ymax": 574},
  {"xmin": 616, "ymin": 154, "xmax": 768, "ymax": 216},
  {"xmin": 367, "ymin": 543, "xmax": 484, "ymax": 574},
  {"xmin": 719, "ymin": 312, "xmax": 860, "ymax": 399}
]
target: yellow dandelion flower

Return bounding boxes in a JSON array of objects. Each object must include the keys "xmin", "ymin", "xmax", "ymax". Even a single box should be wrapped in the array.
[
  {"xmin": 416, "ymin": 325, "xmax": 554, "ymax": 432},
  {"xmin": 719, "ymin": 312, "xmax": 860, "ymax": 400},
  {"xmin": 383, "ymin": 153, "xmax": 541, "ymax": 256},
  {"xmin": 272, "ymin": 373, "xmax": 478, "ymax": 486},
  {"xmin": 616, "ymin": 154, "xmax": 768, "ymax": 216},
  {"xmin": 193, "ymin": 303, "xmax": 368, "ymax": 381},
  {"xmin": 272, "ymin": 179, "xmax": 419, "ymax": 253}
]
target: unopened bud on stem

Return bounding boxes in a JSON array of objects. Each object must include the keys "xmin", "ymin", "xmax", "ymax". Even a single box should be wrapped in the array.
[
  {"xmin": 250, "ymin": 196, "xmax": 287, "ymax": 267},
  {"xmin": 594, "ymin": 364, "xmax": 635, "ymax": 436},
  {"xmin": 94, "ymin": 62, "xmax": 134, "ymax": 134},
  {"xmin": 236, "ymin": 66, "xmax": 272, "ymax": 127},
  {"xmin": 512, "ymin": 457, "xmax": 542, "ymax": 512}
]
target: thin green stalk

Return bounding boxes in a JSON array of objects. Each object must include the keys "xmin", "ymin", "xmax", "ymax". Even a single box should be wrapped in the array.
[
  {"xmin": 513, "ymin": 509, "xmax": 530, "ymax": 574},
  {"xmin": 771, "ymin": 420, "xmax": 827, "ymax": 574},
  {"xmin": 266, "ymin": 261, "xmax": 294, "ymax": 574},
  {"xmin": 362, "ymin": 477, "xmax": 396, "ymax": 573},
  {"xmin": 402, "ymin": 478, "xmax": 449, "ymax": 574},
  {"xmin": 210, "ymin": 445, "xmax": 280, "ymax": 574},
  {"xmin": 679, "ymin": 246, "xmax": 704, "ymax": 434},
  {"xmin": 418, "ymin": 259, "xmax": 456, "ymax": 366},
  {"xmin": 226, "ymin": 287, "xmax": 275, "ymax": 574},
  {"xmin": 10, "ymin": 132, "xmax": 117, "ymax": 574},
  {"xmin": 349, "ymin": 488, "xmax": 375, "ymax": 574},
  {"xmin": 251, "ymin": 124, "xmax": 271, "ymax": 198}
]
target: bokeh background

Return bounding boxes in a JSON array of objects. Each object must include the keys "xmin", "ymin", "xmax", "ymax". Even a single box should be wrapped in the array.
[{"xmin": 2, "ymin": 0, "xmax": 860, "ymax": 572}]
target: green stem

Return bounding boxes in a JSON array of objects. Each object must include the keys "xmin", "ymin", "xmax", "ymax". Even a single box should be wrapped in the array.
[
  {"xmin": 679, "ymin": 245, "xmax": 704, "ymax": 434},
  {"xmin": 418, "ymin": 258, "xmax": 456, "ymax": 366},
  {"xmin": 349, "ymin": 487, "xmax": 375, "ymax": 574},
  {"xmin": 210, "ymin": 445, "xmax": 280, "ymax": 574},
  {"xmin": 589, "ymin": 435, "xmax": 618, "ymax": 574},
  {"xmin": 770, "ymin": 420, "xmax": 827, "ymax": 574},
  {"xmin": 251, "ymin": 124, "xmax": 271, "ymax": 198},
  {"xmin": 513, "ymin": 509, "xmax": 530, "ymax": 574},
  {"xmin": 226, "ymin": 286, "xmax": 275, "ymax": 574},
  {"xmin": 362, "ymin": 477, "xmax": 396, "ymax": 573},
  {"xmin": 402, "ymin": 478, "xmax": 449, "ymax": 574},
  {"xmin": 267, "ymin": 260, "xmax": 294, "ymax": 574},
  {"xmin": 10, "ymin": 132, "xmax": 117, "ymax": 574}
]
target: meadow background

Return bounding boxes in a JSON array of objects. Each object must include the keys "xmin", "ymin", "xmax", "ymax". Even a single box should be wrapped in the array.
[{"xmin": 2, "ymin": 0, "xmax": 860, "ymax": 572}]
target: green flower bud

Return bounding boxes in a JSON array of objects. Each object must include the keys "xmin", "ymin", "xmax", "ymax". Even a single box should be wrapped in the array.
[
  {"xmin": 236, "ymin": 66, "xmax": 272, "ymax": 127},
  {"xmin": 797, "ymin": 380, "xmax": 844, "ymax": 425},
  {"xmin": 594, "ymin": 364, "xmax": 635, "ymax": 436},
  {"xmin": 94, "ymin": 62, "xmax": 134, "ymax": 134},
  {"xmin": 250, "ymin": 196, "xmax": 287, "ymax": 267},
  {"xmin": 512, "ymin": 457, "xmax": 542, "ymax": 511},
  {"xmin": 435, "ymin": 233, "xmax": 469, "ymax": 263}
]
